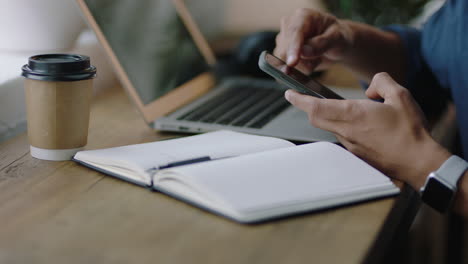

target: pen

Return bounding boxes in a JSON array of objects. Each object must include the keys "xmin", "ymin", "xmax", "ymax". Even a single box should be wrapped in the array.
[{"xmin": 159, "ymin": 156, "xmax": 211, "ymax": 170}]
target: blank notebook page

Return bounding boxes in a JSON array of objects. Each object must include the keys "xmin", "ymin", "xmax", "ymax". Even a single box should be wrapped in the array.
[
  {"xmin": 75, "ymin": 130, "xmax": 294, "ymax": 173},
  {"xmin": 164, "ymin": 142, "xmax": 395, "ymax": 213}
]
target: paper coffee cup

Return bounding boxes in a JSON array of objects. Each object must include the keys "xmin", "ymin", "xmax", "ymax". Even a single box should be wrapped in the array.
[{"xmin": 22, "ymin": 54, "xmax": 96, "ymax": 161}]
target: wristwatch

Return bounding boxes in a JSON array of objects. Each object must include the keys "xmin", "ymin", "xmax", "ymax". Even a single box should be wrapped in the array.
[{"xmin": 420, "ymin": 155, "xmax": 468, "ymax": 213}]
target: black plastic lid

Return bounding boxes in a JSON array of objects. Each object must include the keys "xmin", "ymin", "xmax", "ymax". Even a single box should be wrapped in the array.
[{"xmin": 21, "ymin": 54, "xmax": 96, "ymax": 81}]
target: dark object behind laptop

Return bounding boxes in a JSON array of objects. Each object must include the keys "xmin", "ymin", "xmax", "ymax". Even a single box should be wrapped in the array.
[
  {"xmin": 235, "ymin": 31, "xmax": 278, "ymax": 77},
  {"xmin": 212, "ymin": 31, "xmax": 278, "ymax": 79}
]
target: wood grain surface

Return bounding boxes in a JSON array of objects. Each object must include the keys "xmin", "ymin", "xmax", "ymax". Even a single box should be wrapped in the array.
[{"xmin": 0, "ymin": 68, "xmax": 405, "ymax": 264}]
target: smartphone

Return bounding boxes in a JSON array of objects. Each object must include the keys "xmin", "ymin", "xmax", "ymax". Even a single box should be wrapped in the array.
[{"xmin": 258, "ymin": 51, "xmax": 344, "ymax": 100}]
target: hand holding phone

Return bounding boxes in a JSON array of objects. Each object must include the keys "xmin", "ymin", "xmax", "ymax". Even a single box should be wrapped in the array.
[{"xmin": 258, "ymin": 51, "xmax": 344, "ymax": 100}]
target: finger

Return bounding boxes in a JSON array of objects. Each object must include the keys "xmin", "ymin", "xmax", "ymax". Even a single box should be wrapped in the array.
[
  {"xmin": 274, "ymin": 22, "xmax": 288, "ymax": 60},
  {"xmin": 335, "ymin": 134, "xmax": 354, "ymax": 151},
  {"xmin": 365, "ymin": 72, "xmax": 405, "ymax": 102},
  {"xmin": 273, "ymin": 33, "xmax": 286, "ymax": 60},
  {"xmin": 285, "ymin": 90, "xmax": 364, "ymax": 140},
  {"xmin": 273, "ymin": 47, "xmax": 284, "ymax": 63},
  {"xmin": 301, "ymin": 24, "xmax": 341, "ymax": 59},
  {"xmin": 286, "ymin": 32, "xmax": 304, "ymax": 66},
  {"xmin": 285, "ymin": 14, "xmax": 311, "ymax": 66},
  {"xmin": 295, "ymin": 58, "xmax": 322, "ymax": 75},
  {"xmin": 284, "ymin": 89, "xmax": 354, "ymax": 122},
  {"xmin": 367, "ymin": 74, "xmax": 429, "ymax": 130}
]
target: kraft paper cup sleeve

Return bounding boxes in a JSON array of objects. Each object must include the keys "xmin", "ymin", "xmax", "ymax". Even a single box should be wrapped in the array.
[{"xmin": 25, "ymin": 79, "xmax": 93, "ymax": 151}]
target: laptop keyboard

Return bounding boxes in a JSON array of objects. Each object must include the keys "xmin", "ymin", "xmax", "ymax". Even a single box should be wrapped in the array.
[{"xmin": 177, "ymin": 80, "xmax": 290, "ymax": 129}]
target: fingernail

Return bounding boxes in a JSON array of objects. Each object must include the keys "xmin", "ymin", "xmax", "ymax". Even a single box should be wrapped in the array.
[
  {"xmin": 284, "ymin": 90, "xmax": 292, "ymax": 101},
  {"xmin": 287, "ymin": 55, "xmax": 295, "ymax": 65}
]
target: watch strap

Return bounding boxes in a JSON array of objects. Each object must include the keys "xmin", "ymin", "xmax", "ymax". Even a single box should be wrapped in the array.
[{"xmin": 436, "ymin": 155, "xmax": 468, "ymax": 188}]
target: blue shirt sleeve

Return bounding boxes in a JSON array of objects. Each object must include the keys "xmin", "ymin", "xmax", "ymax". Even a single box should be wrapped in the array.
[{"xmin": 382, "ymin": 25, "xmax": 450, "ymax": 120}]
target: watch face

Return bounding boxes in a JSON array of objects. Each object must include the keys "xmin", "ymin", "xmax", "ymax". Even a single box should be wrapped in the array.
[{"xmin": 422, "ymin": 178, "xmax": 453, "ymax": 213}]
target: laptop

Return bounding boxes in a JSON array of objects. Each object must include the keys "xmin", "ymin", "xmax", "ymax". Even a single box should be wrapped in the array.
[{"xmin": 77, "ymin": 0, "xmax": 336, "ymax": 142}]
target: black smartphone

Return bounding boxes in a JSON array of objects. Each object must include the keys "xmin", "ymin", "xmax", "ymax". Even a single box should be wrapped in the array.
[{"xmin": 258, "ymin": 51, "xmax": 344, "ymax": 100}]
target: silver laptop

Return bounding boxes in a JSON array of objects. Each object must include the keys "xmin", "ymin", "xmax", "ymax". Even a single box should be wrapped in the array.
[{"xmin": 77, "ymin": 0, "xmax": 336, "ymax": 142}]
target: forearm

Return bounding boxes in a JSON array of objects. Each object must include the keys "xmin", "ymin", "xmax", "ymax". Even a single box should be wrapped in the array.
[{"xmin": 340, "ymin": 20, "xmax": 406, "ymax": 84}]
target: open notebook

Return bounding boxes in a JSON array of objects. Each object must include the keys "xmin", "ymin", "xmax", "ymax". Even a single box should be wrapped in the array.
[{"xmin": 74, "ymin": 130, "xmax": 399, "ymax": 223}]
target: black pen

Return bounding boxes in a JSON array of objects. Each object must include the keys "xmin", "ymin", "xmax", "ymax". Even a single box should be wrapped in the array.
[{"xmin": 159, "ymin": 156, "xmax": 211, "ymax": 170}]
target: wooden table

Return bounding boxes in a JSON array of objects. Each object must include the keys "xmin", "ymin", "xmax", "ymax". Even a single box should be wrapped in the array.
[{"xmin": 0, "ymin": 67, "xmax": 416, "ymax": 263}]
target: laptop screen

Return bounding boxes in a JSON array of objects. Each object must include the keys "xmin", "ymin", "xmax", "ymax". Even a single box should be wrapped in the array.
[{"xmin": 84, "ymin": 0, "xmax": 209, "ymax": 104}]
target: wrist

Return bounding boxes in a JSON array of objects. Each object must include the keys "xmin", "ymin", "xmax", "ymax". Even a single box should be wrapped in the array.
[{"xmin": 410, "ymin": 138, "xmax": 451, "ymax": 191}]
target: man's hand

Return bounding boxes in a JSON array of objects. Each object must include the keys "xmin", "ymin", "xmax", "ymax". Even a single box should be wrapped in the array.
[
  {"xmin": 274, "ymin": 8, "xmax": 354, "ymax": 75},
  {"xmin": 274, "ymin": 8, "xmax": 406, "ymax": 83},
  {"xmin": 285, "ymin": 72, "xmax": 451, "ymax": 190}
]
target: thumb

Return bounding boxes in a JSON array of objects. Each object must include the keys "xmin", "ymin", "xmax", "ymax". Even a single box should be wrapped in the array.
[{"xmin": 365, "ymin": 72, "xmax": 404, "ymax": 102}]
